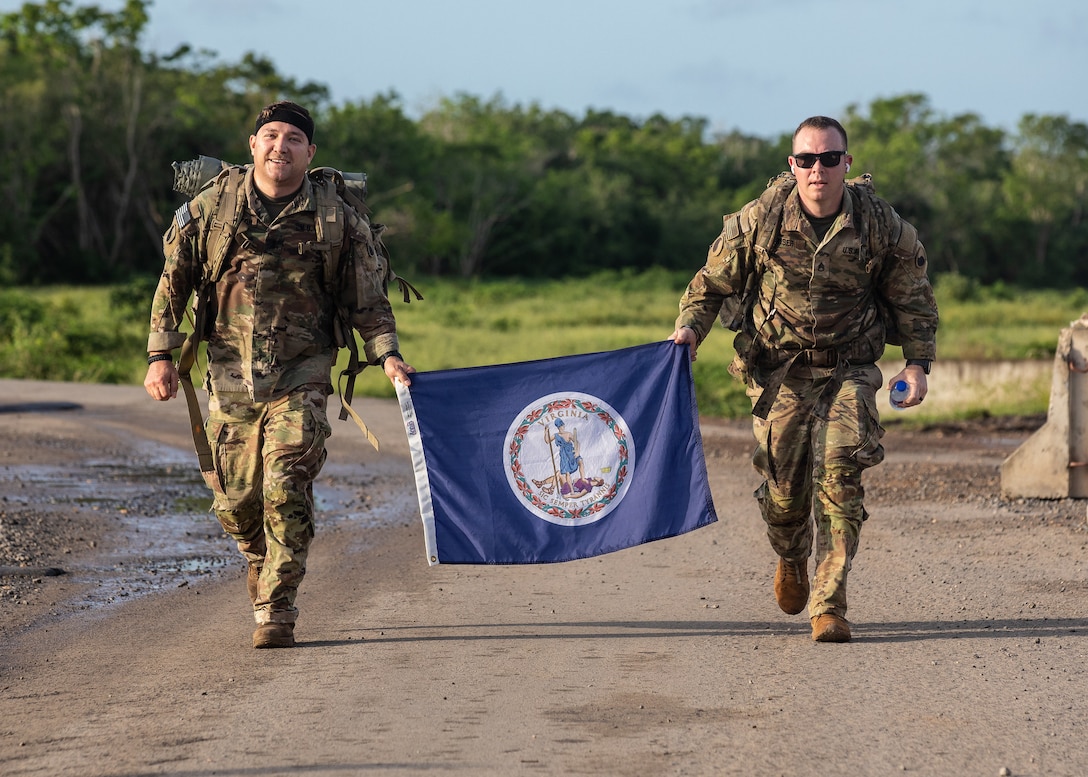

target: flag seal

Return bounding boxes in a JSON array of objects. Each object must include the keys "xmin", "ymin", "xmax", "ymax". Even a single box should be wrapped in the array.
[{"xmin": 503, "ymin": 392, "xmax": 634, "ymax": 526}]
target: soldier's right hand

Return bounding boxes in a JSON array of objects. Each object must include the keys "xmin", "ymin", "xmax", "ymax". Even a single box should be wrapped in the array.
[
  {"xmin": 669, "ymin": 327, "xmax": 700, "ymax": 362},
  {"xmin": 144, "ymin": 361, "xmax": 179, "ymax": 401}
]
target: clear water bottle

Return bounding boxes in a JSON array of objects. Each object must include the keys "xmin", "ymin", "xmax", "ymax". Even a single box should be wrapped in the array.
[{"xmin": 889, "ymin": 379, "xmax": 909, "ymax": 410}]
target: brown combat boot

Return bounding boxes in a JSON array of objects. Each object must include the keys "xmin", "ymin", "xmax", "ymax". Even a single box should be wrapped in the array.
[
  {"xmin": 253, "ymin": 622, "xmax": 295, "ymax": 649},
  {"xmin": 773, "ymin": 558, "xmax": 809, "ymax": 615},
  {"xmin": 811, "ymin": 613, "xmax": 851, "ymax": 643},
  {"xmin": 246, "ymin": 563, "xmax": 262, "ymax": 604}
]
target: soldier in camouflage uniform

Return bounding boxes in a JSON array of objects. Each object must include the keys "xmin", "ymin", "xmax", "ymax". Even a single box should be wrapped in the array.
[
  {"xmin": 144, "ymin": 102, "xmax": 414, "ymax": 649},
  {"xmin": 671, "ymin": 116, "xmax": 938, "ymax": 642}
]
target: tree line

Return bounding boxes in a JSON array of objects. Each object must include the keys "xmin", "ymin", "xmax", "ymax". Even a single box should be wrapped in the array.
[{"xmin": 2, "ymin": 0, "xmax": 1087, "ymax": 289}]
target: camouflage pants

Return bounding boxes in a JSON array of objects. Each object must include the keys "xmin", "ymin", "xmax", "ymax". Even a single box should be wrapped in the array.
[
  {"xmin": 747, "ymin": 363, "xmax": 885, "ymax": 619},
  {"xmin": 204, "ymin": 385, "xmax": 331, "ymax": 625}
]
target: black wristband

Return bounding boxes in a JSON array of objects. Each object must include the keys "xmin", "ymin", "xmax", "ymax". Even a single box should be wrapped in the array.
[
  {"xmin": 378, "ymin": 350, "xmax": 403, "ymax": 367},
  {"xmin": 147, "ymin": 353, "xmax": 173, "ymax": 366},
  {"xmin": 905, "ymin": 359, "xmax": 931, "ymax": 375}
]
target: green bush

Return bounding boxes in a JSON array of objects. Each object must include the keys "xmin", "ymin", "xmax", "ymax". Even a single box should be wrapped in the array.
[
  {"xmin": 3, "ymin": 275, "xmax": 1086, "ymax": 422},
  {"xmin": 0, "ymin": 291, "xmax": 49, "ymax": 335},
  {"xmin": 0, "ymin": 287, "xmax": 147, "ymax": 384},
  {"xmin": 933, "ymin": 272, "xmax": 979, "ymax": 302}
]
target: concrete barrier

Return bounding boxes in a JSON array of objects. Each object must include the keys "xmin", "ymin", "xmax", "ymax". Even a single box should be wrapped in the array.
[
  {"xmin": 999, "ymin": 314, "xmax": 1088, "ymax": 498},
  {"xmin": 878, "ymin": 358, "xmax": 1050, "ymax": 416}
]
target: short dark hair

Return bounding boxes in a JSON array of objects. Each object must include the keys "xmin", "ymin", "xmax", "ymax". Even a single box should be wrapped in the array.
[
  {"xmin": 793, "ymin": 116, "xmax": 848, "ymax": 150},
  {"xmin": 254, "ymin": 101, "xmax": 314, "ymax": 144}
]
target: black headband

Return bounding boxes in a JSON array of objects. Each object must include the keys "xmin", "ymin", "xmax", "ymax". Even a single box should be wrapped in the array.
[{"xmin": 254, "ymin": 105, "xmax": 314, "ymax": 143}]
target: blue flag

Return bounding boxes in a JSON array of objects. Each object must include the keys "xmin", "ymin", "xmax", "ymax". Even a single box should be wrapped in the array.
[{"xmin": 396, "ymin": 340, "xmax": 718, "ymax": 565}]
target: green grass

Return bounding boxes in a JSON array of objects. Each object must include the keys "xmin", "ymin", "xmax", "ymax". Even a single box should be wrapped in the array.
[
  {"xmin": 341, "ymin": 268, "xmax": 755, "ymax": 417},
  {"xmin": 930, "ymin": 273, "xmax": 1088, "ymax": 360},
  {"xmin": 2, "ymin": 270, "xmax": 1085, "ymax": 422},
  {"xmin": 0, "ymin": 283, "xmax": 154, "ymax": 385}
]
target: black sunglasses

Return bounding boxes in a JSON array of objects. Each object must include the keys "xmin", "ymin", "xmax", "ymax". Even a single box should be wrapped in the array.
[{"xmin": 792, "ymin": 151, "xmax": 845, "ymax": 169}]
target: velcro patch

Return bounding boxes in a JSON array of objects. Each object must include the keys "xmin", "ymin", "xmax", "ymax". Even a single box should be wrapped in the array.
[
  {"xmin": 723, "ymin": 214, "xmax": 741, "ymax": 240},
  {"xmin": 174, "ymin": 202, "xmax": 193, "ymax": 230}
]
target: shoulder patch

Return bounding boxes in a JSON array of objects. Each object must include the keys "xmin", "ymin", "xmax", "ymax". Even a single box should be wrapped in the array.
[
  {"xmin": 174, "ymin": 202, "xmax": 194, "ymax": 230},
  {"xmin": 892, "ymin": 217, "xmax": 918, "ymax": 258},
  {"xmin": 723, "ymin": 213, "xmax": 742, "ymax": 241}
]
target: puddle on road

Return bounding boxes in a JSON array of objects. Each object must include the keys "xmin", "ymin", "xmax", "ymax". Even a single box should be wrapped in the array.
[{"xmin": 0, "ymin": 441, "xmax": 413, "ymax": 617}]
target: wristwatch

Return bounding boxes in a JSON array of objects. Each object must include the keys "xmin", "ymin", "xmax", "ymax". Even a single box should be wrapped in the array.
[{"xmin": 906, "ymin": 359, "xmax": 931, "ymax": 374}]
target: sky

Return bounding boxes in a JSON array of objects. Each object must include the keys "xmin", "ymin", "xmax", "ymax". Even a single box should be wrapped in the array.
[{"xmin": 6, "ymin": 0, "xmax": 1086, "ymax": 139}]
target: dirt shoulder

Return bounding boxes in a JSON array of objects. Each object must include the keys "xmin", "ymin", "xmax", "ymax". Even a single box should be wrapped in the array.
[
  {"xmin": 1, "ymin": 380, "xmax": 1087, "ymax": 777},
  {"xmin": 0, "ymin": 379, "xmax": 410, "ymax": 638}
]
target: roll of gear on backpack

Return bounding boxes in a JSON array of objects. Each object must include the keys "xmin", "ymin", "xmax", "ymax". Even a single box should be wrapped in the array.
[{"xmin": 169, "ymin": 155, "xmax": 423, "ymax": 472}]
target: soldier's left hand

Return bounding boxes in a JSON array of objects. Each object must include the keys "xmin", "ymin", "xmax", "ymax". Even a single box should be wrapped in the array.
[
  {"xmin": 383, "ymin": 356, "xmax": 416, "ymax": 387},
  {"xmin": 888, "ymin": 365, "xmax": 928, "ymax": 407}
]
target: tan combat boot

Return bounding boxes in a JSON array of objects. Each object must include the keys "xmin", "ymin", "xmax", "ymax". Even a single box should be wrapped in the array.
[
  {"xmin": 253, "ymin": 622, "xmax": 295, "ymax": 649},
  {"xmin": 773, "ymin": 558, "xmax": 809, "ymax": 615},
  {"xmin": 246, "ymin": 563, "xmax": 262, "ymax": 604},
  {"xmin": 811, "ymin": 613, "xmax": 851, "ymax": 642}
]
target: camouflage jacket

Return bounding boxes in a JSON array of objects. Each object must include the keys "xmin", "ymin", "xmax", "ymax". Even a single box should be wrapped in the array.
[
  {"xmin": 676, "ymin": 178, "xmax": 938, "ymax": 379},
  {"xmin": 148, "ymin": 167, "xmax": 400, "ymax": 400}
]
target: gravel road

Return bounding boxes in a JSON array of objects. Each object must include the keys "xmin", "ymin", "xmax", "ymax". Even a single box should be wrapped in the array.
[{"xmin": 1, "ymin": 378, "xmax": 1086, "ymax": 777}]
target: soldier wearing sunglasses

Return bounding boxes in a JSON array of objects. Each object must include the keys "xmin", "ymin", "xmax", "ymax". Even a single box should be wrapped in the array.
[{"xmin": 670, "ymin": 115, "xmax": 938, "ymax": 643}]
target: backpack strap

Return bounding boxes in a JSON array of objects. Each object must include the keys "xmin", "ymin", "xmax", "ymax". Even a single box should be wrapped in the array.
[
  {"xmin": 336, "ymin": 349, "xmax": 380, "ymax": 451},
  {"xmin": 843, "ymin": 174, "xmax": 881, "ymax": 269},
  {"xmin": 753, "ymin": 172, "xmax": 795, "ymax": 256},
  {"xmin": 204, "ymin": 167, "xmax": 248, "ymax": 285},
  {"xmin": 717, "ymin": 173, "xmax": 790, "ymax": 332},
  {"xmin": 177, "ymin": 324, "xmax": 219, "ymax": 487},
  {"xmin": 302, "ymin": 168, "xmax": 383, "ymax": 451},
  {"xmin": 391, "ymin": 272, "xmax": 425, "ymax": 304},
  {"xmin": 176, "ymin": 167, "xmax": 247, "ymax": 483},
  {"xmin": 846, "ymin": 174, "xmax": 912, "ymax": 347},
  {"xmin": 305, "ymin": 168, "xmax": 345, "ymax": 290}
]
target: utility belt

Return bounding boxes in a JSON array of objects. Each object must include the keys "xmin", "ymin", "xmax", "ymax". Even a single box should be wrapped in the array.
[
  {"xmin": 751, "ymin": 340, "xmax": 879, "ymax": 420},
  {"xmin": 758, "ymin": 340, "xmax": 878, "ymax": 371},
  {"xmin": 797, "ymin": 346, "xmax": 840, "ymax": 368},
  {"xmin": 758, "ymin": 345, "xmax": 840, "ymax": 371}
]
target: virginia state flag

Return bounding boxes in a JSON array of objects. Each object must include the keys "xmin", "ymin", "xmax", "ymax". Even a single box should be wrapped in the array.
[
  {"xmin": 395, "ymin": 340, "xmax": 718, "ymax": 565},
  {"xmin": 396, "ymin": 339, "xmax": 718, "ymax": 561}
]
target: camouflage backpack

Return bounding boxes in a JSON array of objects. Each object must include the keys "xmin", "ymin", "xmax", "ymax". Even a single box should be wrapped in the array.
[
  {"xmin": 717, "ymin": 171, "xmax": 912, "ymax": 347},
  {"xmin": 169, "ymin": 156, "xmax": 422, "ymax": 468}
]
